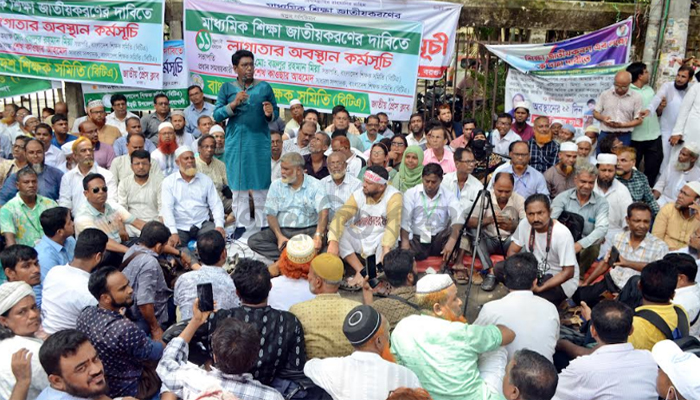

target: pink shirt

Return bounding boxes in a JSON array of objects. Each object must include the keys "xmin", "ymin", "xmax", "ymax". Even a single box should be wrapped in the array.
[
  {"xmin": 423, "ymin": 148, "xmax": 456, "ymax": 174},
  {"xmin": 450, "ymin": 135, "xmax": 469, "ymax": 150},
  {"xmin": 511, "ymin": 122, "xmax": 534, "ymax": 141}
]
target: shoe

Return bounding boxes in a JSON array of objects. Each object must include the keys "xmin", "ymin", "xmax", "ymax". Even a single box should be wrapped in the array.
[
  {"xmin": 233, "ymin": 227, "xmax": 247, "ymax": 240},
  {"xmin": 481, "ymin": 274, "xmax": 497, "ymax": 292}
]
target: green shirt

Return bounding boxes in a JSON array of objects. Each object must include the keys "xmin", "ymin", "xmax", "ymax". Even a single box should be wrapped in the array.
[
  {"xmin": 630, "ymin": 84, "xmax": 661, "ymax": 142},
  {"xmin": 0, "ymin": 194, "xmax": 57, "ymax": 246},
  {"xmin": 391, "ymin": 314, "xmax": 504, "ymax": 400}
]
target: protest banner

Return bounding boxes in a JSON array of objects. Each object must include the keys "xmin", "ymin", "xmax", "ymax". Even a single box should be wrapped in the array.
[
  {"xmin": 0, "ymin": 0, "xmax": 165, "ymax": 89},
  {"xmin": 185, "ymin": 0, "xmax": 423, "ymax": 120},
  {"xmin": 82, "ymin": 40, "xmax": 189, "ymax": 111},
  {"xmin": 234, "ymin": 0, "xmax": 461, "ymax": 80},
  {"xmin": 0, "ymin": 75, "xmax": 52, "ymax": 97},
  {"xmin": 504, "ymin": 65, "xmax": 625, "ymax": 133},
  {"xmin": 486, "ymin": 18, "xmax": 632, "ymax": 73}
]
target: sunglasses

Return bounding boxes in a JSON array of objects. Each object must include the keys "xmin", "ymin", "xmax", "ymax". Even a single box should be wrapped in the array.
[{"xmin": 91, "ymin": 186, "xmax": 108, "ymax": 193}]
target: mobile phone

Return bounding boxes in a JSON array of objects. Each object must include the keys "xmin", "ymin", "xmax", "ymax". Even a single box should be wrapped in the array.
[
  {"xmin": 361, "ymin": 256, "xmax": 381, "ymax": 288},
  {"xmin": 197, "ymin": 283, "xmax": 214, "ymax": 312},
  {"xmin": 609, "ymin": 246, "xmax": 620, "ymax": 266}
]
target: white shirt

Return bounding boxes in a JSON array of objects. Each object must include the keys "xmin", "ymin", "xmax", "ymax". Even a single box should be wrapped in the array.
[
  {"xmin": 117, "ymin": 174, "xmax": 163, "ymax": 237},
  {"xmin": 282, "ymin": 139, "xmax": 310, "ymax": 156},
  {"xmin": 2, "ymin": 121, "xmax": 22, "ymax": 142},
  {"xmin": 440, "ymin": 172, "xmax": 482, "ymax": 206},
  {"xmin": 151, "ymin": 149, "xmax": 177, "ymax": 176},
  {"xmin": 304, "ymin": 351, "xmax": 422, "ymax": 400},
  {"xmin": 161, "ymin": 172, "xmax": 224, "ymax": 233},
  {"xmin": 474, "ymin": 291, "xmax": 559, "ymax": 361},
  {"xmin": 594, "ymin": 178, "xmax": 633, "ymax": 258},
  {"xmin": 0, "ymin": 336, "xmax": 48, "ymax": 400},
  {"xmin": 271, "ymin": 156, "xmax": 282, "ymax": 181},
  {"xmin": 406, "ymin": 132, "xmax": 427, "ymax": 147},
  {"xmin": 346, "ymin": 154, "xmax": 363, "ymax": 179},
  {"xmin": 106, "ymin": 111, "xmax": 137, "ymax": 135},
  {"xmin": 490, "ymin": 129, "xmax": 520, "ymax": 156},
  {"xmin": 673, "ymin": 83, "xmax": 700, "ymax": 143},
  {"xmin": 552, "ymin": 343, "xmax": 657, "ymax": 400},
  {"xmin": 674, "ymin": 283, "xmax": 700, "ymax": 337},
  {"xmin": 44, "ymin": 144, "xmax": 67, "ymax": 172},
  {"xmin": 649, "ymin": 81, "xmax": 689, "ymax": 136},
  {"xmin": 41, "ymin": 264, "xmax": 98, "ymax": 334},
  {"xmin": 268, "ymin": 275, "xmax": 316, "ymax": 311},
  {"xmin": 321, "ymin": 173, "xmax": 362, "ymax": 220},
  {"xmin": 653, "ymin": 164, "xmax": 700, "ymax": 207},
  {"xmin": 57, "ymin": 164, "xmax": 116, "ymax": 211},
  {"xmin": 512, "ymin": 219, "xmax": 579, "ymax": 297},
  {"xmin": 401, "ymin": 185, "xmax": 460, "ymax": 239}
]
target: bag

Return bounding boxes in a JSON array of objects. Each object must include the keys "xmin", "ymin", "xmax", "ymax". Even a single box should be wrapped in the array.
[
  {"xmin": 635, "ymin": 306, "xmax": 700, "ymax": 355},
  {"xmin": 557, "ymin": 211, "xmax": 585, "ymax": 242}
]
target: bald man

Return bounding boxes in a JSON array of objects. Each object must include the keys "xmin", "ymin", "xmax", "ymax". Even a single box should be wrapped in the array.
[{"xmin": 593, "ymin": 70, "xmax": 647, "ymax": 152}]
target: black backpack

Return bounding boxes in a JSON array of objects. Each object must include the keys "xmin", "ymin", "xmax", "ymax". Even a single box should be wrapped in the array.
[
  {"xmin": 557, "ymin": 211, "xmax": 585, "ymax": 242},
  {"xmin": 635, "ymin": 306, "xmax": 700, "ymax": 356}
]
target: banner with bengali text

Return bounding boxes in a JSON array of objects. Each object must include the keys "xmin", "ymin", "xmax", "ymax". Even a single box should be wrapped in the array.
[
  {"xmin": 185, "ymin": 0, "xmax": 423, "ymax": 120},
  {"xmin": 0, "ymin": 74, "xmax": 52, "ymax": 98},
  {"xmin": 487, "ymin": 18, "xmax": 632, "ymax": 73},
  {"xmin": 505, "ymin": 66, "xmax": 625, "ymax": 136},
  {"xmin": 0, "ymin": 0, "xmax": 165, "ymax": 89},
  {"xmin": 82, "ymin": 40, "xmax": 189, "ymax": 111},
  {"xmin": 233, "ymin": 0, "xmax": 461, "ymax": 80}
]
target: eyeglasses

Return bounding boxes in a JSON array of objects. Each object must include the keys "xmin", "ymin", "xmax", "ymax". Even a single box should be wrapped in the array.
[
  {"xmin": 391, "ymin": 142, "xmax": 406, "ymax": 147},
  {"xmin": 456, "ymin": 159, "xmax": 476, "ymax": 164},
  {"xmin": 91, "ymin": 186, "xmax": 108, "ymax": 193},
  {"xmin": 511, "ymin": 152, "xmax": 529, "ymax": 158}
]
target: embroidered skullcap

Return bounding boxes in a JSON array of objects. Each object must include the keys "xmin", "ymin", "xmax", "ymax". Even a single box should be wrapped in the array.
[
  {"xmin": 343, "ymin": 305, "xmax": 381, "ymax": 346},
  {"xmin": 416, "ymin": 273, "xmax": 453, "ymax": 294},
  {"xmin": 171, "ymin": 109, "xmax": 185, "ymax": 117},
  {"xmin": 596, "ymin": 153, "xmax": 617, "ymax": 165},
  {"xmin": 86, "ymin": 99, "xmax": 104, "ymax": 110},
  {"xmin": 559, "ymin": 142, "xmax": 578, "ymax": 152},
  {"xmin": 0, "ymin": 282, "xmax": 34, "ymax": 315},
  {"xmin": 310, "ymin": 253, "xmax": 343, "ymax": 282},
  {"xmin": 286, "ymin": 234, "xmax": 315, "ymax": 264},
  {"xmin": 174, "ymin": 145, "xmax": 193, "ymax": 159}
]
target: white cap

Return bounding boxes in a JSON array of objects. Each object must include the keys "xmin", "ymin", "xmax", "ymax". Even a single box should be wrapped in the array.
[
  {"xmin": 86, "ymin": 99, "xmax": 104, "ymax": 110},
  {"xmin": 22, "ymin": 114, "xmax": 37, "ymax": 125},
  {"xmin": 416, "ymin": 273, "xmax": 453, "ymax": 294},
  {"xmin": 513, "ymin": 101, "xmax": 530, "ymax": 112},
  {"xmin": 652, "ymin": 340, "xmax": 700, "ymax": 400},
  {"xmin": 576, "ymin": 136, "xmax": 593, "ymax": 145},
  {"xmin": 683, "ymin": 141, "xmax": 700, "ymax": 155},
  {"xmin": 209, "ymin": 125, "xmax": 224, "ymax": 134},
  {"xmin": 585, "ymin": 125, "xmax": 600, "ymax": 134},
  {"xmin": 174, "ymin": 145, "xmax": 194, "ymax": 159},
  {"xmin": 158, "ymin": 122, "xmax": 174, "ymax": 132},
  {"xmin": 290, "ymin": 99, "xmax": 302, "ymax": 107},
  {"xmin": 559, "ymin": 142, "xmax": 578, "ymax": 152},
  {"xmin": 596, "ymin": 153, "xmax": 618, "ymax": 165},
  {"xmin": 686, "ymin": 181, "xmax": 700, "ymax": 196},
  {"xmin": 551, "ymin": 120, "xmax": 564, "ymax": 126}
]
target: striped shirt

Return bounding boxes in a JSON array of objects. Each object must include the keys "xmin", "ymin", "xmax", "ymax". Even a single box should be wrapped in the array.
[
  {"xmin": 74, "ymin": 201, "xmax": 135, "ymax": 242},
  {"xmin": 616, "ymin": 169, "xmax": 660, "ymax": 215}
]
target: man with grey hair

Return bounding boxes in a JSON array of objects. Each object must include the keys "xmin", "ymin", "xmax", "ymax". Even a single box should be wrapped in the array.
[
  {"xmin": 653, "ymin": 141, "xmax": 700, "ymax": 208},
  {"xmin": 321, "ymin": 152, "xmax": 362, "ymax": 220},
  {"xmin": 552, "ymin": 163, "xmax": 610, "ymax": 277},
  {"xmin": 248, "ymin": 151, "xmax": 330, "ymax": 261}
]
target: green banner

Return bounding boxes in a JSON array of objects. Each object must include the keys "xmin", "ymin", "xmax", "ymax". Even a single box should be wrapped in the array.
[
  {"xmin": 0, "ymin": 75, "xmax": 52, "ymax": 98},
  {"xmin": 83, "ymin": 88, "xmax": 188, "ymax": 111}
]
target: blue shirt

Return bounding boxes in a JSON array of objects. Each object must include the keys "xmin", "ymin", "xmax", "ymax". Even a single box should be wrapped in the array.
[
  {"xmin": 0, "ymin": 134, "xmax": 10, "ymax": 159},
  {"xmin": 112, "ymin": 135, "xmax": 157, "ymax": 157},
  {"xmin": 37, "ymin": 386, "xmax": 87, "ymax": 400},
  {"xmin": 51, "ymin": 134, "xmax": 77, "ymax": 148},
  {"xmin": 265, "ymin": 175, "xmax": 329, "ymax": 228},
  {"xmin": 184, "ymin": 102, "xmax": 215, "ymax": 138},
  {"xmin": 359, "ymin": 132, "xmax": 384, "ymax": 150},
  {"xmin": 35, "ymin": 235, "xmax": 76, "ymax": 307},
  {"xmin": 490, "ymin": 164, "xmax": 549, "ymax": 199},
  {"xmin": 0, "ymin": 165, "xmax": 63, "ymax": 205}
]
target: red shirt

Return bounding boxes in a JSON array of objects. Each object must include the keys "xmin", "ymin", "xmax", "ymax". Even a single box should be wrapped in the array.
[{"xmin": 511, "ymin": 122, "xmax": 534, "ymax": 141}]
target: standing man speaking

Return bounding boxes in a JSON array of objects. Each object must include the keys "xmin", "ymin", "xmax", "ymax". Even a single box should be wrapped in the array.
[{"xmin": 214, "ymin": 50, "xmax": 278, "ymax": 233}]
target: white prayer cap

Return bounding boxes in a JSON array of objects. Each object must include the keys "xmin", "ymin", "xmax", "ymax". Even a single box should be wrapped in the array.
[
  {"xmin": 174, "ymin": 145, "xmax": 194, "ymax": 159},
  {"xmin": 416, "ymin": 273, "xmax": 453, "ymax": 294},
  {"xmin": 158, "ymin": 122, "xmax": 174, "ymax": 132},
  {"xmin": 576, "ymin": 136, "xmax": 593, "ymax": 145},
  {"xmin": 22, "ymin": 114, "xmax": 37, "ymax": 125},
  {"xmin": 290, "ymin": 99, "xmax": 302, "ymax": 107},
  {"xmin": 209, "ymin": 125, "xmax": 225, "ymax": 134},
  {"xmin": 683, "ymin": 141, "xmax": 700, "ymax": 155},
  {"xmin": 596, "ymin": 153, "xmax": 618, "ymax": 165},
  {"xmin": 513, "ymin": 101, "xmax": 530, "ymax": 112},
  {"xmin": 561, "ymin": 124, "xmax": 575, "ymax": 133},
  {"xmin": 0, "ymin": 282, "xmax": 35, "ymax": 315},
  {"xmin": 551, "ymin": 120, "xmax": 564, "ymax": 126},
  {"xmin": 86, "ymin": 99, "xmax": 104, "ymax": 110},
  {"xmin": 652, "ymin": 340, "xmax": 700, "ymax": 400},
  {"xmin": 685, "ymin": 181, "xmax": 700, "ymax": 196},
  {"xmin": 559, "ymin": 142, "xmax": 578, "ymax": 152}
]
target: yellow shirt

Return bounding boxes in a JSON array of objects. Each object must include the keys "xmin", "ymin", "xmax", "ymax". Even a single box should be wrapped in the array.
[
  {"xmin": 652, "ymin": 203, "xmax": 700, "ymax": 251},
  {"xmin": 289, "ymin": 293, "xmax": 360, "ymax": 359},
  {"xmin": 629, "ymin": 304, "xmax": 689, "ymax": 351}
]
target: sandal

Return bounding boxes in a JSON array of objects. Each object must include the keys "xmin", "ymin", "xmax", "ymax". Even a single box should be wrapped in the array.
[
  {"xmin": 339, "ymin": 277, "xmax": 362, "ymax": 291},
  {"xmin": 452, "ymin": 267, "xmax": 469, "ymax": 285}
]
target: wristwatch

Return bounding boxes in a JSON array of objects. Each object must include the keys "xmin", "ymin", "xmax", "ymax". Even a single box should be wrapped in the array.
[{"xmin": 314, "ymin": 232, "xmax": 324, "ymax": 238}]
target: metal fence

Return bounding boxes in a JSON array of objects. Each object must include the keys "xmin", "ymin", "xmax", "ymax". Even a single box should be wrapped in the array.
[{"xmin": 1, "ymin": 88, "xmax": 64, "ymax": 116}]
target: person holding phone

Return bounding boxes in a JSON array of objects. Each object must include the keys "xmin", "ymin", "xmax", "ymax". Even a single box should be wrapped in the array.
[{"xmin": 593, "ymin": 70, "xmax": 646, "ymax": 152}]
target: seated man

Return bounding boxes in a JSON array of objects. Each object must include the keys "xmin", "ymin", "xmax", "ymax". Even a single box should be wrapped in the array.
[
  {"xmin": 327, "ymin": 166, "xmax": 402, "ymax": 288},
  {"xmin": 304, "ymin": 305, "xmax": 421, "ymax": 399},
  {"xmin": 0, "ymin": 135, "xmax": 30, "ymax": 189},
  {"xmin": 171, "ymin": 110, "xmax": 195, "ymax": 147},
  {"xmin": 117, "ymin": 149, "xmax": 163, "ymax": 237},
  {"xmin": 271, "ymin": 130, "xmax": 283, "ymax": 181},
  {"xmin": 0, "ymin": 167, "xmax": 58, "ymax": 247},
  {"xmin": 558, "ymin": 124, "xmax": 576, "ymax": 143},
  {"xmin": 578, "ymin": 202, "xmax": 669, "ymax": 308},
  {"xmin": 331, "ymin": 135, "xmax": 365, "ymax": 179},
  {"xmin": 37, "ymin": 330, "xmax": 110, "ymax": 400},
  {"xmin": 210, "ymin": 124, "xmax": 226, "ymax": 161},
  {"xmin": 321, "ymin": 151, "xmax": 362, "ymax": 220},
  {"xmin": 210, "ymin": 259, "xmax": 305, "ymax": 386},
  {"xmin": 77, "ymin": 266, "xmax": 163, "ymax": 399},
  {"xmin": 629, "ymin": 260, "xmax": 690, "ymax": 350},
  {"xmin": 392, "ymin": 274, "xmax": 516, "ymax": 400},
  {"xmin": 58, "ymin": 137, "xmax": 117, "ymax": 211},
  {"xmin": 112, "ymin": 116, "xmax": 156, "ymax": 157},
  {"xmin": 31, "ymin": 123, "xmax": 66, "ymax": 171},
  {"xmin": 249, "ymin": 152, "xmax": 329, "ymax": 262},
  {"xmin": 554, "ymin": 301, "xmax": 658, "ymax": 400},
  {"xmin": 161, "ymin": 145, "xmax": 226, "ymax": 249},
  {"xmin": 400, "ymin": 163, "xmax": 460, "ymax": 268},
  {"xmin": 551, "ymin": 164, "xmax": 609, "ymax": 277},
  {"xmin": 195, "ymin": 134, "xmax": 231, "ymax": 214},
  {"xmin": 653, "ymin": 142, "xmax": 700, "ymax": 208},
  {"xmin": 42, "ymin": 228, "xmax": 107, "ymax": 334},
  {"xmin": 0, "ymin": 245, "xmax": 41, "ymax": 302},
  {"xmin": 615, "ymin": 146, "xmax": 659, "ymax": 216},
  {"xmin": 197, "ymin": 115, "xmax": 214, "ymax": 137},
  {"xmin": 576, "ymin": 136, "xmax": 596, "ymax": 165},
  {"xmin": 505, "ymin": 194, "xmax": 579, "ymax": 306},
  {"xmin": 502, "ymin": 350, "xmax": 558, "ymax": 400},
  {"xmin": 64, "ymin": 120, "xmax": 115, "ymax": 169},
  {"xmin": 489, "ymin": 141, "xmax": 549, "ymax": 199},
  {"xmin": 594, "ymin": 153, "xmax": 633, "ymax": 258},
  {"xmin": 290, "ymin": 253, "xmax": 360, "ymax": 359},
  {"xmin": 668, "ymin": 253, "xmax": 700, "ymax": 337},
  {"xmin": 652, "ymin": 182, "xmax": 700, "ymax": 250},
  {"xmin": 174, "ymin": 230, "xmax": 239, "ymax": 320},
  {"xmin": 304, "ymin": 132, "xmax": 331, "ymax": 180},
  {"xmin": 268, "ymin": 234, "xmax": 317, "ymax": 311},
  {"xmin": 151, "ymin": 122, "xmax": 179, "ymax": 176},
  {"xmin": 423, "ymin": 126, "xmax": 456, "ymax": 174},
  {"xmin": 362, "ymin": 248, "xmax": 421, "ymax": 332},
  {"xmin": 110, "ymin": 132, "xmax": 162, "ymax": 186},
  {"xmin": 283, "ymin": 120, "xmax": 314, "ymax": 156},
  {"xmin": 543, "ymin": 141, "xmax": 578, "ymax": 198},
  {"xmin": 35, "ymin": 207, "xmax": 76, "ymax": 308},
  {"xmin": 0, "ymin": 138, "xmax": 63, "ymax": 205},
  {"xmin": 528, "ymin": 116, "xmax": 560, "ymax": 173},
  {"xmin": 475, "ymin": 253, "xmax": 559, "ymax": 362},
  {"xmin": 325, "ymin": 108, "xmax": 364, "ymax": 151},
  {"xmin": 156, "ymin": 302, "xmax": 283, "ymax": 400}
]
